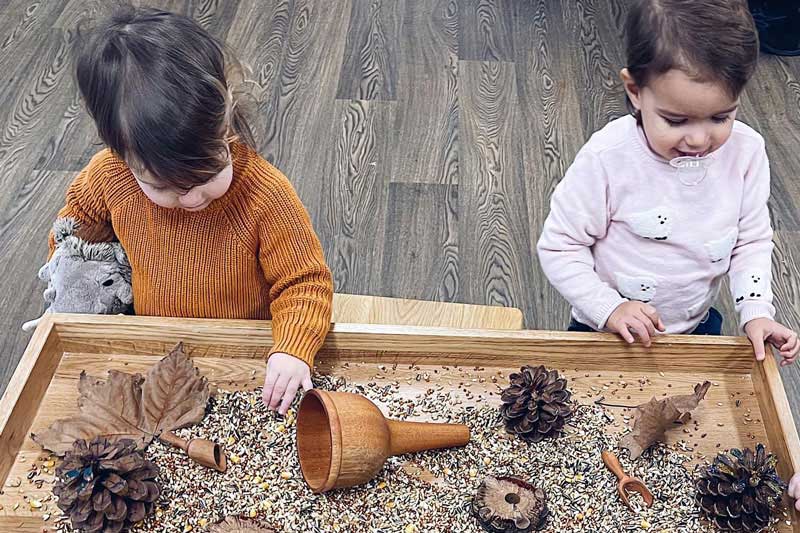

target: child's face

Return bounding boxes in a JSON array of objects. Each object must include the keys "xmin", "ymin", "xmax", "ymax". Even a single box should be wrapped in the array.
[
  {"xmin": 132, "ymin": 159, "xmax": 233, "ymax": 211},
  {"xmin": 621, "ymin": 68, "xmax": 739, "ymax": 161}
]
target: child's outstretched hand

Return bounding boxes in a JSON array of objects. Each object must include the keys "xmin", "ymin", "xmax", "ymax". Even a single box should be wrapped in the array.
[
  {"xmin": 789, "ymin": 473, "xmax": 800, "ymax": 511},
  {"xmin": 744, "ymin": 318, "xmax": 799, "ymax": 367},
  {"xmin": 262, "ymin": 352, "xmax": 313, "ymax": 415},
  {"xmin": 606, "ymin": 301, "xmax": 666, "ymax": 347}
]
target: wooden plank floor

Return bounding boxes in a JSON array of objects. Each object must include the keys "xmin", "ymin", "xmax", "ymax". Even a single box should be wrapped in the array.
[{"xmin": 1, "ymin": 0, "xmax": 799, "ymax": 425}]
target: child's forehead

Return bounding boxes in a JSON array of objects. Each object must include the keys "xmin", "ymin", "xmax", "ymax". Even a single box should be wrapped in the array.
[{"xmin": 646, "ymin": 69, "xmax": 739, "ymax": 117}]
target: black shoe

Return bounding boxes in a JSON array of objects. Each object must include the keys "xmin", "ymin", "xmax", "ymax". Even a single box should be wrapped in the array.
[{"xmin": 749, "ymin": 0, "xmax": 800, "ymax": 56}]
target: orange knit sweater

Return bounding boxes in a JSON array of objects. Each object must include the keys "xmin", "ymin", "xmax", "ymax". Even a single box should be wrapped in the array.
[{"xmin": 50, "ymin": 141, "xmax": 333, "ymax": 366}]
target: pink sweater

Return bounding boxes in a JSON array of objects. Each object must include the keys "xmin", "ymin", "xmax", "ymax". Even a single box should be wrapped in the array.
[{"xmin": 537, "ymin": 115, "xmax": 775, "ymax": 333}]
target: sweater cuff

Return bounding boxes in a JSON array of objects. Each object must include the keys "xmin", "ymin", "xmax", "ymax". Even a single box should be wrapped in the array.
[
  {"xmin": 269, "ymin": 318, "xmax": 327, "ymax": 367},
  {"xmin": 738, "ymin": 301, "xmax": 776, "ymax": 332},
  {"xmin": 585, "ymin": 294, "xmax": 628, "ymax": 330}
]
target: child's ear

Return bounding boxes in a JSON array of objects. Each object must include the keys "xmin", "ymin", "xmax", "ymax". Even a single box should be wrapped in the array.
[{"xmin": 620, "ymin": 68, "xmax": 642, "ymax": 112}]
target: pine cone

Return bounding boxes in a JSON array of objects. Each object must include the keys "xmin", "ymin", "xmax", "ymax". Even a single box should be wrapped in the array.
[
  {"xmin": 695, "ymin": 443, "xmax": 786, "ymax": 532},
  {"xmin": 53, "ymin": 437, "xmax": 160, "ymax": 533},
  {"xmin": 499, "ymin": 365, "xmax": 573, "ymax": 443},
  {"xmin": 472, "ymin": 476, "xmax": 548, "ymax": 532}
]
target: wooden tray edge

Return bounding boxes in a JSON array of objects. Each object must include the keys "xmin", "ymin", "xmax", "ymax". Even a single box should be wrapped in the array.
[
  {"xmin": 0, "ymin": 315, "xmax": 63, "ymax": 484},
  {"xmin": 49, "ymin": 314, "xmax": 757, "ymax": 373}
]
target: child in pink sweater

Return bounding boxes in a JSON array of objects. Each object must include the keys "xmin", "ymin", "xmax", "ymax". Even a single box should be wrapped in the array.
[{"xmin": 537, "ymin": 0, "xmax": 798, "ymax": 366}]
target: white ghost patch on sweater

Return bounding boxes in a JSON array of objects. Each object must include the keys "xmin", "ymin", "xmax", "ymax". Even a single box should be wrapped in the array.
[
  {"xmin": 615, "ymin": 273, "xmax": 658, "ymax": 303},
  {"xmin": 732, "ymin": 270, "xmax": 769, "ymax": 305},
  {"xmin": 705, "ymin": 228, "xmax": 738, "ymax": 263},
  {"xmin": 628, "ymin": 206, "xmax": 674, "ymax": 241}
]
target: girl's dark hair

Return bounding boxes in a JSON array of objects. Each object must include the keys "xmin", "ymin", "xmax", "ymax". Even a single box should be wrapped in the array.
[
  {"xmin": 624, "ymin": 0, "xmax": 759, "ymax": 113},
  {"xmin": 74, "ymin": 5, "xmax": 255, "ymax": 189}
]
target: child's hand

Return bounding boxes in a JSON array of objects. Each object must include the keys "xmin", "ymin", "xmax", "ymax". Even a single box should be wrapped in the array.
[
  {"xmin": 262, "ymin": 352, "xmax": 313, "ymax": 415},
  {"xmin": 606, "ymin": 301, "xmax": 666, "ymax": 347},
  {"xmin": 744, "ymin": 318, "xmax": 799, "ymax": 366},
  {"xmin": 789, "ymin": 473, "xmax": 800, "ymax": 511}
]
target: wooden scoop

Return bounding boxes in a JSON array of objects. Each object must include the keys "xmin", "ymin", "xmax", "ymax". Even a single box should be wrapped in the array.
[
  {"xmin": 159, "ymin": 431, "xmax": 227, "ymax": 472},
  {"xmin": 601, "ymin": 450, "xmax": 654, "ymax": 510}
]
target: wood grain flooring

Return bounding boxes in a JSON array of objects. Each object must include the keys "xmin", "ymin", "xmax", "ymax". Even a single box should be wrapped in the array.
[{"xmin": 1, "ymin": 0, "xmax": 800, "ymax": 428}]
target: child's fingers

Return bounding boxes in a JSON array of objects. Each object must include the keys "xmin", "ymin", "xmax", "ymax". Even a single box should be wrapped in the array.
[
  {"xmin": 791, "ymin": 475, "xmax": 800, "ymax": 498},
  {"xmin": 268, "ymin": 374, "xmax": 290, "ymax": 411},
  {"xmin": 748, "ymin": 328, "xmax": 767, "ymax": 361},
  {"xmin": 614, "ymin": 321, "xmax": 635, "ymax": 344},
  {"xmin": 262, "ymin": 371, "xmax": 277, "ymax": 407},
  {"xmin": 630, "ymin": 317, "xmax": 652, "ymax": 348},
  {"xmin": 642, "ymin": 305, "xmax": 664, "ymax": 331},
  {"xmin": 302, "ymin": 375, "xmax": 314, "ymax": 391},
  {"xmin": 637, "ymin": 310, "xmax": 657, "ymax": 338},
  {"xmin": 779, "ymin": 332, "xmax": 798, "ymax": 353},
  {"xmin": 779, "ymin": 341, "xmax": 799, "ymax": 366},
  {"xmin": 780, "ymin": 348, "xmax": 799, "ymax": 367},
  {"xmin": 278, "ymin": 379, "xmax": 300, "ymax": 416}
]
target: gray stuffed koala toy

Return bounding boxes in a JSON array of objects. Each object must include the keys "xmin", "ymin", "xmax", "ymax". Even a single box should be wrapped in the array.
[{"xmin": 22, "ymin": 218, "xmax": 133, "ymax": 331}]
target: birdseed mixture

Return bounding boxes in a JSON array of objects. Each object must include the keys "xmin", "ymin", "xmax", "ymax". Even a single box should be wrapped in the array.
[{"xmin": 47, "ymin": 372, "xmax": 788, "ymax": 533}]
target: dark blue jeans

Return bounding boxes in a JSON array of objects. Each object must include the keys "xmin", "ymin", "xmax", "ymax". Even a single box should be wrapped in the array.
[{"xmin": 568, "ymin": 307, "xmax": 723, "ymax": 336}]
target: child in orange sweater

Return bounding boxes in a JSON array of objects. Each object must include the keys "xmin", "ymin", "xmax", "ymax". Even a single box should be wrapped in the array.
[{"xmin": 51, "ymin": 6, "xmax": 333, "ymax": 415}]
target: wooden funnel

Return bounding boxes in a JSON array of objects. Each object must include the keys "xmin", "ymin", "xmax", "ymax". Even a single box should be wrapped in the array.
[{"xmin": 296, "ymin": 390, "xmax": 470, "ymax": 493}]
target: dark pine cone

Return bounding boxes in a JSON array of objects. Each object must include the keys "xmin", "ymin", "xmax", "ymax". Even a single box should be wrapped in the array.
[
  {"xmin": 695, "ymin": 443, "xmax": 786, "ymax": 532},
  {"xmin": 499, "ymin": 365, "xmax": 573, "ymax": 443},
  {"xmin": 472, "ymin": 476, "xmax": 548, "ymax": 532},
  {"xmin": 53, "ymin": 437, "xmax": 160, "ymax": 533}
]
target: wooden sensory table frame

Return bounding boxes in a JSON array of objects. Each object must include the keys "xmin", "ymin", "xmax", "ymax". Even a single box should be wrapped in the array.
[{"xmin": 1, "ymin": 313, "xmax": 799, "ymax": 531}]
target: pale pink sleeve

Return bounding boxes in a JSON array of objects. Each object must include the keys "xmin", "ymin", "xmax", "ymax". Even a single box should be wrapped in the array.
[
  {"xmin": 728, "ymin": 139, "xmax": 775, "ymax": 329},
  {"xmin": 537, "ymin": 148, "xmax": 626, "ymax": 329}
]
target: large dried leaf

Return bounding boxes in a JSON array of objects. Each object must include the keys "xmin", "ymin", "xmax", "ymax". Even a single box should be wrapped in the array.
[
  {"xmin": 32, "ymin": 372, "xmax": 148, "ymax": 455},
  {"xmin": 619, "ymin": 381, "xmax": 711, "ymax": 460},
  {"xmin": 32, "ymin": 343, "xmax": 208, "ymax": 455},
  {"xmin": 209, "ymin": 516, "xmax": 274, "ymax": 533},
  {"xmin": 141, "ymin": 343, "xmax": 209, "ymax": 435}
]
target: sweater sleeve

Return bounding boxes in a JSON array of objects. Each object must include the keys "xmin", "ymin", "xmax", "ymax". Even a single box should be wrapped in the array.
[
  {"xmin": 257, "ymin": 175, "xmax": 334, "ymax": 367},
  {"xmin": 728, "ymin": 139, "xmax": 776, "ymax": 329},
  {"xmin": 536, "ymin": 148, "xmax": 626, "ymax": 329},
  {"xmin": 49, "ymin": 157, "xmax": 115, "ymax": 256}
]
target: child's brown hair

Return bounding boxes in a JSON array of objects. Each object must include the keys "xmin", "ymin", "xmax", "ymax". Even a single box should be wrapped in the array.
[
  {"xmin": 73, "ymin": 5, "xmax": 255, "ymax": 190},
  {"xmin": 624, "ymin": 0, "xmax": 759, "ymax": 113}
]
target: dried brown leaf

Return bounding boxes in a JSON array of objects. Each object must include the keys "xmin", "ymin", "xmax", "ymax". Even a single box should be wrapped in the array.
[
  {"xmin": 141, "ymin": 342, "xmax": 208, "ymax": 436},
  {"xmin": 32, "ymin": 343, "xmax": 208, "ymax": 456},
  {"xmin": 32, "ymin": 371, "xmax": 148, "ymax": 455},
  {"xmin": 619, "ymin": 381, "xmax": 711, "ymax": 460},
  {"xmin": 209, "ymin": 516, "xmax": 274, "ymax": 533}
]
